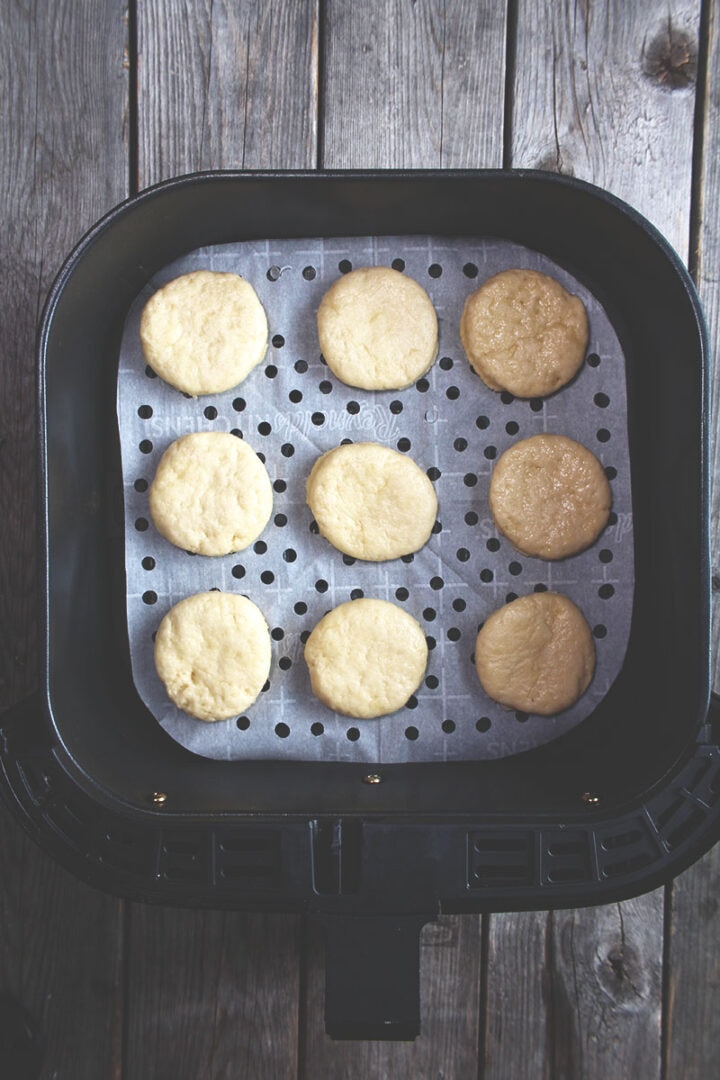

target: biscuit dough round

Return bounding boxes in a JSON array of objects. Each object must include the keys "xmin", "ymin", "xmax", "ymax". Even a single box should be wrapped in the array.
[
  {"xmin": 489, "ymin": 434, "xmax": 611, "ymax": 559},
  {"xmin": 149, "ymin": 432, "xmax": 273, "ymax": 556},
  {"xmin": 306, "ymin": 442, "xmax": 438, "ymax": 561},
  {"xmin": 475, "ymin": 592, "xmax": 595, "ymax": 715},
  {"xmin": 304, "ymin": 598, "xmax": 428, "ymax": 719},
  {"xmin": 139, "ymin": 270, "xmax": 268, "ymax": 396},
  {"xmin": 317, "ymin": 266, "xmax": 438, "ymax": 390},
  {"xmin": 460, "ymin": 268, "xmax": 589, "ymax": 397},
  {"xmin": 154, "ymin": 591, "xmax": 272, "ymax": 722}
]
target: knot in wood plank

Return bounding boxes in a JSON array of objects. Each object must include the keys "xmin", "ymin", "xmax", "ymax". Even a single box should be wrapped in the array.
[
  {"xmin": 532, "ymin": 152, "xmax": 575, "ymax": 178},
  {"xmin": 643, "ymin": 24, "xmax": 697, "ymax": 91},
  {"xmin": 596, "ymin": 938, "xmax": 647, "ymax": 1009}
]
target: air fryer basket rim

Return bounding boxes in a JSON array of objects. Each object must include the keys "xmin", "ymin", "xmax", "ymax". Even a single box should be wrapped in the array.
[{"xmin": 0, "ymin": 170, "xmax": 716, "ymax": 1039}]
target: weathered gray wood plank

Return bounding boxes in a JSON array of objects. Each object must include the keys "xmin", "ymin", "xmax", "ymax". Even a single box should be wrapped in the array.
[
  {"xmin": 304, "ymin": 916, "xmax": 482, "ymax": 1079},
  {"xmin": 554, "ymin": 899, "xmax": 663, "ymax": 1079},
  {"xmin": 0, "ymin": 1, "xmax": 129, "ymax": 1077},
  {"xmin": 666, "ymin": 848, "xmax": 720, "ymax": 1079},
  {"xmin": 483, "ymin": 912, "xmax": 550, "ymax": 1079},
  {"xmin": 486, "ymin": 900, "xmax": 664, "ymax": 1080},
  {"xmin": 0, "ymin": 0, "xmax": 129, "ymax": 699},
  {"xmin": 124, "ymin": 908, "xmax": 303, "ymax": 1080},
  {"xmin": 511, "ymin": 0, "xmax": 700, "ymax": 259},
  {"xmin": 136, "ymin": 0, "xmax": 319, "ymax": 186},
  {"xmin": 322, "ymin": 0, "xmax": 508, "ymax": 168},
  {"xmin": 0, "ymin": 833, "xmax": 125, "ymax": 1080},
  {"xmin": 666, "ymin": 3, "xmax": 720, "ymax": 1076},
  {"xmin": 487, "ymin": 4, "xmax": 702, "ymax": 1078}
]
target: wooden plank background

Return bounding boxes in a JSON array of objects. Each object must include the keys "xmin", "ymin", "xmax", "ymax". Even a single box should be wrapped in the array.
[
  {"xmin": 0, "ymin": 1, "xmax": 718, "ymax": 1077},
  {"xmin": 0, "ymin": 3, "xmax": 128, "ymax": 1078}
]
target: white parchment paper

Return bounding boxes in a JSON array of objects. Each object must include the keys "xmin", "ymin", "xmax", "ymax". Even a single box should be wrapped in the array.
[{"xmin": 117, "ymin": 237, "xmax": 633, "ymax": 762}]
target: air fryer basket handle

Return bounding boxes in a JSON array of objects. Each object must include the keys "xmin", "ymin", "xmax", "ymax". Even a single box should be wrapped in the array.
[{"xmin": 322, "ymin": 913, "xmax": 431, "ymax": 1041}]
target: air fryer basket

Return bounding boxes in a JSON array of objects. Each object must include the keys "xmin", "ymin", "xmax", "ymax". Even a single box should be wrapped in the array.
[{"xmin": 1, "ymin": 171, "xmax": 716, "ymax": 1041}]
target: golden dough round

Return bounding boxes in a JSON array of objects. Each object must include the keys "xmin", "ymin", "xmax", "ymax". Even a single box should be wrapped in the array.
[
  {"xmin": 489, "ymin": 434, "xmax": 611, "ymax": 559},
  {"xmin": 460, "ymin": 268, "xmax": 589, "ymax": 397},
  {"xmin": 317, "ymin": 266, "xmax": 438, "ymax": 390},
  {"xmin": 154, "ymin": 592, "xmax": 272, "ymax": 722},
  {"xmin": 306, "ymin": 442, "xmax": 438, "ymax": 561},
  {"xmin": 149, "ymin": 432, "xmax": 273, "ymax": 556},
  {"xmin": 475, "ymin": 592, "xmax": 595, "ymax": 715},
  {"xmin": 139, "ymin": 270, "xmax": 268, "ymax": 396},
  {"xmin": 304, "ymin": 598, "xmax": 428, "ymax": 719}
]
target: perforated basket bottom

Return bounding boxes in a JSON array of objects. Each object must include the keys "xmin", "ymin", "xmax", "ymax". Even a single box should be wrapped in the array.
[{"xmin": 117, "ymin": 236, "xmax": 633, "ymax": 762}]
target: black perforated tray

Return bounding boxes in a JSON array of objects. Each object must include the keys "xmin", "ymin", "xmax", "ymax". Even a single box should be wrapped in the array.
[{"xmin": 1, "ymin": 171, "xmax": 716, "ymax": 1041}]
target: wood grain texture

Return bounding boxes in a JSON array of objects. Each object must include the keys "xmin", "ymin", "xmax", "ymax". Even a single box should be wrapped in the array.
[
  {"xmin": 136, "ymin": 0, "xmax": 318, "ymax": 186},
  {"xmin": 483, "ymin": 912, "xmax": 550, "ymax": 1080},
  {"xmin": 486, "ymin": 900, "xmax": 664, "ymax": 1080},
  {"xmin": 665, "ymin": 5, "xmax": 720, "ymax": 1077},
  {"xmin": 0, "ymin": 3, "xmax": 129, "ymax": 1079},
  {"xmin": 485, "ymin": 900, "xmax": 664, "ymax": 1080},
  {"xmin": 666, "ymin": 847, "xmax": 720, "ymax": 1080},
  {"xmin": 322, "ymin": 0, "xmax": 508, "ymax": 168},
  {"xmin": 511, "ymin": 0, "xmax": 701, "ymax": 259},
  {"xmin": 554, "ymin": 899, "xmax": 663, "ymax": 1080},
  {"xmin": 0, "ymin": 0, "xmax": 129, "ymax": 704},
  {"xmin": 304, "ymin": 915, "xmax": 482, "ymax": 1079},
  {"xmin": 0, "ymin": 831, "xmax": 125, "ymax": 1080},
  {"xmin": 124, "ymin": 908, "xmax": 302, "ymax": 1080}
]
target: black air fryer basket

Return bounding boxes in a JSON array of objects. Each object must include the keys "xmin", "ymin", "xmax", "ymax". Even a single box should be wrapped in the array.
[{"xmin": 1, "ymin": 172, "xmax": 717, "ymax": 1041}]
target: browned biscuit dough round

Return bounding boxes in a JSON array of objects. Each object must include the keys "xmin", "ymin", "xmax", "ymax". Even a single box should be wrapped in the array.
[
  {"xmin": 317, "ymin": 266, "xmax": 438, "ymax": 390},
  {"xmin": 489, "ymin": 434, "xmax": 611, "ymax": 559},
  {"xmin": 475, "ymin": 592, "xmax": 595, "ymax": 715},
  {"xmin": 460, "ymin": 268, "xmax": 589, "ymax": 397}
]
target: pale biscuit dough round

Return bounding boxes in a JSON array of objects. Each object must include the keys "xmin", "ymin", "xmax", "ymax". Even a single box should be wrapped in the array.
[
  {"xmin": 139, "ymin": 270, "xmax": 268, "ymax": 396},
  {"xmin": 489, "ymin": 433, "xmax": 611, "ymax": 559},
  {"xmin": 317, "ymin": 266, "xmax": 438, "ymax": 390},
  {"xmin": 304, "ymin": 598, "xmax": 428, "ymax": 719},
  {"xmin": 149, "ymin": 432, "xmax": 273, "ymax": 556},
  {"xmin": 306, "ymin": 442, "xmax": 438, "ymax": 561},
  {"xmin": 154, "ymin": 591, "xmax": 272, "ymax": 722},
  {"xmin": 475, "ymin": 592, "xmax": 595, "ymax": 715},
  {"xmin": 460, "ymin": 268, "xmax": 589, "ymax": 397}
]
